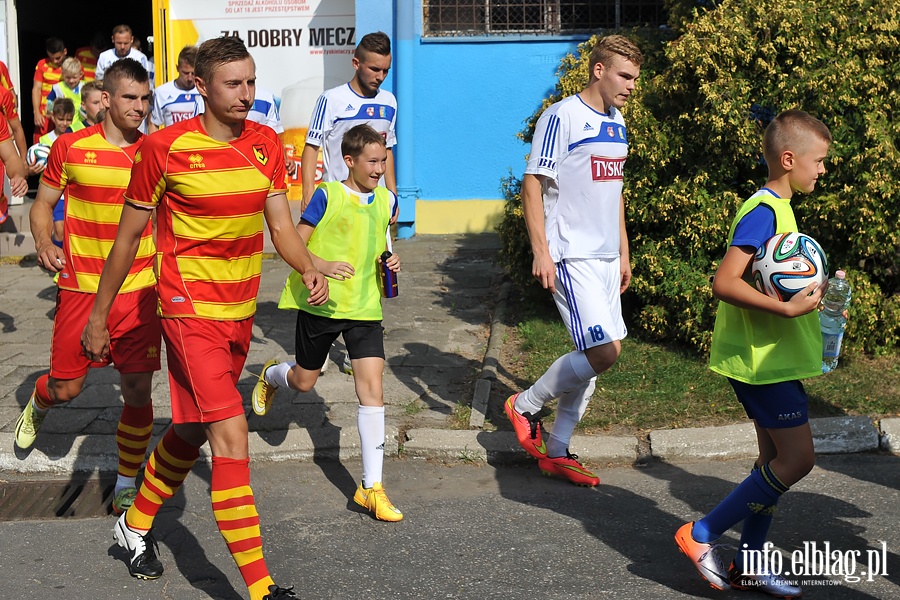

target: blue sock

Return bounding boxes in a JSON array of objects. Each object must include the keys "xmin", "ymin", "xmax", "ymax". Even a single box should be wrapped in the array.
[
  {"xmin": 693, "ymin": 463, "xmax": 788, "ymax": 544},
  {"xmin": 733, "ymin": 465, "xmax": 777, "ymax": 569}
]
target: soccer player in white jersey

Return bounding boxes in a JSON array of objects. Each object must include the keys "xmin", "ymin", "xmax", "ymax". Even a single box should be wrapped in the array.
[
  {"xmin": 300, "ymin": 31, "xmax": 397, "ymax": 210},
  {"xmin": 505, "ymin": 35, "xmax": 643, "ymax": 486},
  {"xmin": 148, "ymin": 46, "xmax": 203, "ymax": 133},
  {"xmin": 248, "ymin": 85, "xmax": 297, "ymax": 178},
  {"xmin": 95, "ymin": 25, "xmax": 150, "ymax": 81}
]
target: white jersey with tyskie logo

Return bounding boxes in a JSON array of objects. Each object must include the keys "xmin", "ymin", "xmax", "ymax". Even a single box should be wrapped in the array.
[
  {"xmin": 150, "ymin": 80, "xmax": 204, "ymax": 128},
  {"xmin": 525, "ymin": 94, "xmax": 629, "ymax": 262},
  {"xmin": 306, "ymin": 83, "xmax": 397, "ymax": 184}
]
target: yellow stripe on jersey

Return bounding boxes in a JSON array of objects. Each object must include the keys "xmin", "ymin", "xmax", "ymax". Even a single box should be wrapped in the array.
[
  {"xmin": 175, "ymin": 254, "xmax": 262, "ymax": 283},
  {"xmin": 65, "ymin": 163, "xmax": 132, "ymax": 189},
  {"xmin": 76, "ymin": 269, "xmax": 156, "ymax": 293},
  {"xmin": 169, "ymin": 167, "xmax": 271, "ymax": 199},
  {"xmin": 192, "ymin": 299, "xmax": 258, "ymax": 320},
  {"xmin": 69, "ymin": 234, "xmax": 155, "ymax": 261},
  {"xmin": 170, "ymin": 211, "xmax": 263, "ymax": 240}
]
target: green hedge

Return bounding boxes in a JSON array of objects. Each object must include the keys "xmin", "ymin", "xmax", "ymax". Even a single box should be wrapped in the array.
[{"xmin": 498, "ymin": 0, "xmax": 900, "ymax": 355}]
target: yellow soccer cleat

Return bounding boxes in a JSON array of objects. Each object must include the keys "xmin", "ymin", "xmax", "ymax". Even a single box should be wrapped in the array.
[
  {"xmin": 14, "ymin": 394, "xmax": 47, "ymax": 449},
  {"xmin": 353, "ymin": 481, "xmax": 404, "ymax": 522},
  {"xmin": 252, "ymin": 359, "xmax": 279, "ymax": 416}
]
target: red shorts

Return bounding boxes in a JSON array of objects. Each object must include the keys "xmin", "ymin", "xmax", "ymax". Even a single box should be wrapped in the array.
[
  {"xmin": 50, "ymin": 287, "xmax": 162, "ymax": 379},
  {"xmin": 161, "ymin": 317, "xmax": 253, "ymax": 424}
]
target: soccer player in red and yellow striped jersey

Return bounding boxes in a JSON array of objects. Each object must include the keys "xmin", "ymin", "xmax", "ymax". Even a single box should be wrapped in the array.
[
  {"xmin": 31, "ymin": 37, "xmax": 67, "ymax": 144},
  {"xmin": 15, "ymin": 59, "xmax": 158, "ymax": 519},
  {"xmin": 0, "ymin": 109, "xmax": 28, "ymax": 223},
  {"xmin": 83, "ymin": 37, "xmax": 327, "ymax": 600},
  {"xmin": 0, "ymin": 85, "xmax": 28, "ymax": 224}
]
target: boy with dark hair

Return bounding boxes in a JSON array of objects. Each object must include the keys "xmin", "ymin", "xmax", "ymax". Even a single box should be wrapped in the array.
[
  {"xmin": 83, "ymin": 35, "xmax": 325, "ymax": 600},
  {"xmin": 31, "ymin": 37, "xmax": 67, "ymax": 144},
  {"xmin": 675, "ymin": 110, "xmax": 832, "ymax": 599},
  {"xmin": 37, "ymin": 97, "xmax": 76, "ymax": 246},
  {"xmin": 17, "ymin": 59, "xmax": 157, "ymax": 520},
  {"xmin": 71, "ymin": 81, "xmax": 105, "ymax": 131},
  {"xmin": 254, "ymin": 123, "xmax": 402, "ymax": 522}
]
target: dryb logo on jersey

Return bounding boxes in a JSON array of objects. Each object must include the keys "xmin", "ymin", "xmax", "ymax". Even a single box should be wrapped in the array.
[
  {"xmin": 590, "ymin": 156, "xmax": 625, "ymax": 181},
  {"xmin": 253, "ymin": 144, "xmax": 269, "ymax": 166}
]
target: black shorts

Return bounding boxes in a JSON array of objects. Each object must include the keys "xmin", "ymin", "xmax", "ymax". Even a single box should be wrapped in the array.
[{"xmin": 294, "ymin": 310, "xmax": 385, "ymax": 370}]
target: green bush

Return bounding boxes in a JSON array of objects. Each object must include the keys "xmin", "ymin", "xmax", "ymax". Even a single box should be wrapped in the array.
[{"xmin": 498, "ymin": 0, "xmax": 900, "ymax": 355}]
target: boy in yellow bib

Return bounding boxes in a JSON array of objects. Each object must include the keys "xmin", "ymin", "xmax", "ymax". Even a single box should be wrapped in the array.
[
  {"xmin": 254, "ymin": 124, "xmax": 403, "ymax": 521},
  {"xmin": 675, "ymin": 110, "xmax": 832, "ymax": 598}
]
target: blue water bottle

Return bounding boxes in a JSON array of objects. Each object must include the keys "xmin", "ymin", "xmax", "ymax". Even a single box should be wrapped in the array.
[{"xmin": 380, "ymin": 250, "xmax": 398, "ymax": 298}]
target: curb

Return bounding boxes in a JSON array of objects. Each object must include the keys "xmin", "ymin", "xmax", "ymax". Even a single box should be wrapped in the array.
[
  {"xmin": 1, "ymin": 416, "xmax": 893, "ymax": 475},
  {"xmin": 468, "ymin": 280, "xmax": 511, "ymax": 429}
]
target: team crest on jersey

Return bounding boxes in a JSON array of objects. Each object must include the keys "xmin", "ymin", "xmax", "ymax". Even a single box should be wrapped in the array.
[
  {"xmin": 134, "ymin": 151, "xmax": 142, "ymax": 163},
  {"xmin": 590, "ymin": 155, "xmax": 625, "ymax": 181},
  {"xmin": 366, "ymin": 106, "xmax": 375, "ymax": 117},
  {"xmin": 607, "ymin": 126, "xmax": 615, "ymax": 137},
  {"xmin": 253, "ymin": 144, "xmax": 269, "ymax": 166}
]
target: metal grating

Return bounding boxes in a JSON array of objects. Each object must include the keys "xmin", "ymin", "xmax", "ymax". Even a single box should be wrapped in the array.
[
  {"xmin": 0, "ymin": 478, "xmax": 116, "ymax": 520},
  {"xmin": 423, "ymin": 0, "xmax": 667, "ymax": 36}
]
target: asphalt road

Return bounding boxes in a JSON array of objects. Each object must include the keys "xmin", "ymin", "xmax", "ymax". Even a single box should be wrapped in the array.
[{"xmin": 2, "ymin": 454, "xmax": 899, "ymax": 599}]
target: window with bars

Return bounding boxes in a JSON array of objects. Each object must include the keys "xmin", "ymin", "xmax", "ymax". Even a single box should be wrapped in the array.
[{"xmin": 423, "ymin": 0, "xmax": 668, "ymax": 36}]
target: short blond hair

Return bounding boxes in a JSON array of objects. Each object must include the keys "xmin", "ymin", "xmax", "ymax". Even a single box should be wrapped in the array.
[
  {"xmin": 61, "ymin": 57, "xmax": 83, "ymax": 78},
  {"xmin": 763, "ymin": 110, "xmax": 832, "ymax": 164},
  {"xmin": 589, "ymin": 35, "xmax": 644, "ymax": 69}
]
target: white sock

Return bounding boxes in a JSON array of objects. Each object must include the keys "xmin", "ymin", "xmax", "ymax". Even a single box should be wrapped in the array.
[
  {"xmin": 358, "ymin": 405, "xmax": 385, "ymax": 488},
  {"xmin": 265, "ymin": 361, "xmax": 296, "ymax": 390},
  {"xmin": 547, "ymin": 378, "xmax": 595, "ymax": 458},
  {"xmin": 31, "ymin": 398, "xmax": 49, "ymax": 414},
  {"xmin": 515, "ymin": 351, "xmax": 596, "ymax": 415},
  {"xmin": 115, "ymin": 474, "xmax": 137, "ymax": 495}
]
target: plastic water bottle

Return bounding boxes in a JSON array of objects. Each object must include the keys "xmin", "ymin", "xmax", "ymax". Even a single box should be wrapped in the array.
[{"xmin": 820, "ymin": 270, "xmax": 852, "ymax": 373}]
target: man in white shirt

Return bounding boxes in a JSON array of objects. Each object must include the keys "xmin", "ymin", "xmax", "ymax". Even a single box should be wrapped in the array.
[
  {"xmin": 148, "ymin": 46, "xmax": 203, "ymax": 133},
  {"xmin": 300, "ymin": 31, "xmax": 397, "ymax": 210},
  {"xmin": 247, "ymin": 85, "xmax": 296, "ymax": 178},
  {"xmin": 95, "ymin": 25, "xmax": 150, "ymax": 81},
  {"xmin": 505, "ymin": 35, "xmax": 643, "ymax": 487}
]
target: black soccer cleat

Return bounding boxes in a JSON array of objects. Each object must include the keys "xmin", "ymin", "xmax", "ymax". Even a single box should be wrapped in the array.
[{"xmin": 113, "ymin": 513, "xmax": 164, "ymax": 580}]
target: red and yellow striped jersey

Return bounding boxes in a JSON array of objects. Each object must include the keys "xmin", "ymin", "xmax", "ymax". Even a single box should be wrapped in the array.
[
  {"xmin": 41, "ymin": 124, "xmax": 154, "ymax": 294},
  {"xmin": 125, "ymin": 116, "xmax": 287, "ymax": 320},
  {"xmin": 33, "ymin": 59, "xmax": 63, "ymax": 114},
  {"xmin": 75, "ymin": 47, "xmax": 98, "ymax": 82},
  {"xmin": 0, "ymin": 60, "xmax": 15, "ymax": 97},
  {"xmin": 0, "ymin": 85, "xmax": 19, "ymax": 121}
]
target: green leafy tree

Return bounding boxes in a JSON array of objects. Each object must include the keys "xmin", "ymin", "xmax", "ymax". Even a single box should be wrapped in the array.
[{"xmin": 498, "ymin": 0, "xmax": 900, "ymax": 354}]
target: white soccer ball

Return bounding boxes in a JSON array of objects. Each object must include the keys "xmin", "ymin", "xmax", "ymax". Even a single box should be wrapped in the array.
[
  {"xmin": 751, "ymin": 232, "xmax": 828, "ymax": 302},
  {"xmin": 26, "ymin": 143, "xmax": 51, "ymax": 167}
]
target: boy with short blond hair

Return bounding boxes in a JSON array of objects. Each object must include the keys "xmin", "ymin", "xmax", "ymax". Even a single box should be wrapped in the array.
[
  {"xmin": 46, "ymin": 58, "xmax": 84, "ymax": 120},
  {"xmin": 255, "ymin": 123, "xmax": 403, "ymax": 522},
  {"xmin": 675, "ymin": 110, "xmax": 832, "ymax": 599}
]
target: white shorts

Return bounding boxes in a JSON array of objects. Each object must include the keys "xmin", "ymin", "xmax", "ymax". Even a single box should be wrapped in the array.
[{"xmin": 553, "ymin": 257, "xmax": 627, "ymax": 351}]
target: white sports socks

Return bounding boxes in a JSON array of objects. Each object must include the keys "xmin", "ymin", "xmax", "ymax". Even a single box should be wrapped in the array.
[
  {"xmin": 515, "ymin": 350, "xmax": 597, "ymax": 415},
  {"xmin": 358, "ymin": 405, "xmax": 385, "ymax": 489},
  {"xmin": 264, "ymin": 361, "xmax": 296, "ymax": 390}
]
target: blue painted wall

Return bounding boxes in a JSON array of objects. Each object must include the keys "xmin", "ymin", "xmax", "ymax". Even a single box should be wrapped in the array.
[{"xmin": 356, "ymin": 1, "xmax": 589, "ymax": 233}]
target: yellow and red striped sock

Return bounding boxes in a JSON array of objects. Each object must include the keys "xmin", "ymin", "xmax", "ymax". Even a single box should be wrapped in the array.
[
  {"xmin": 116, "ymin": 403, "xmax": 153, "ymax": 481},
  {"xmin": 211, "ymin": 456, "xmax": 275, "ymax": 600},
  {"xmin": 33, "ymin": 374, "xmax": 53, "ymax": 409},
  {"xmin": 126, "ymin": 427, "xmax": 200, "ymax": 532}
]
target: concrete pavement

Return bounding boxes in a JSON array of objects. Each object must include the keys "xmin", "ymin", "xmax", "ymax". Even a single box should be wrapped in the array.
[{"xmin": 0, "ymin": 195, "xmax": 898, "ymax": 475}]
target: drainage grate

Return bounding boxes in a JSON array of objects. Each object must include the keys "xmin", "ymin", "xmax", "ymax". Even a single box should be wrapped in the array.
[{"xmin": 0, "ymin": 478, "xmax": 116, "ymax": 520}]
